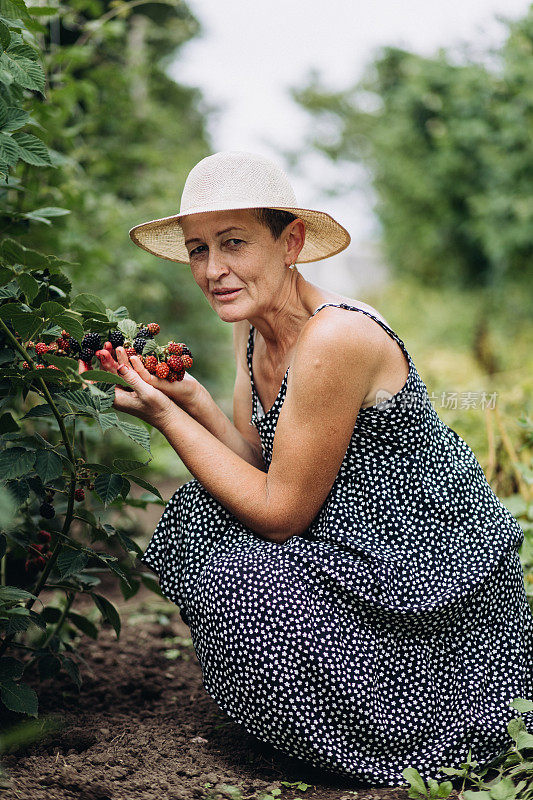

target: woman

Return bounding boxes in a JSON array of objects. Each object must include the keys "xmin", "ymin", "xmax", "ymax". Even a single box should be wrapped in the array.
[{"xmin": 93, "ymin": 151, "xmax": 532, "ymax": 787}]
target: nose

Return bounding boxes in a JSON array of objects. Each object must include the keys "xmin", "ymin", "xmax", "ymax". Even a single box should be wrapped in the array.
[{"xmin": 205, "ymin": 249, "xmax": 229, "ymax": 282}]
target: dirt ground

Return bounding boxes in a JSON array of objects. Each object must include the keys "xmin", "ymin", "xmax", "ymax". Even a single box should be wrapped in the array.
[{"xmin": 0, "ymin": 485, "xmax": 462, "ymax": 800}]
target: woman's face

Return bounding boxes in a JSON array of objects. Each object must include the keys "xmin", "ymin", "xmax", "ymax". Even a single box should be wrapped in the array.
[{"xmin": 180, "ymin": 209, "xmax": 304, "ymax": 322}]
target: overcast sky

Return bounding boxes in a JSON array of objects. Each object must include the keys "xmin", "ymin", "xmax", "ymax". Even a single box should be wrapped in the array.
[{"xmin": 170, "ymin": 0, "xmax": 531, "ymax": 246}]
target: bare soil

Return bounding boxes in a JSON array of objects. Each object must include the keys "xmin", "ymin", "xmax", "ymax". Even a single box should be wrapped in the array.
[{"xmin": 1, "ymin": 483, "xmax": 461, "ymax": 800}]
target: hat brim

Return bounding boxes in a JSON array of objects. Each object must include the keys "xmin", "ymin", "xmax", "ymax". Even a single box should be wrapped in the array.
[{"xmin": 128, "ymin": 206, "xmax": 351, "ymax": 264}]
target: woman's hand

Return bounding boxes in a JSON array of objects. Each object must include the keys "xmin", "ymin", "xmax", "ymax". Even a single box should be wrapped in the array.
[
  {"xmin": 78, "ymin": 345, "xmax": 174, "ymax": 429},
  {"xmin": 94, "ymin": 344, "xmax": 203, "ymax": 413}
]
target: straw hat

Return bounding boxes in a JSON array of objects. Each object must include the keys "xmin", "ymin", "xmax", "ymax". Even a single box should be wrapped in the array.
[{"xmin": 128, "ymin": 151, "xmax": 351, "ymax": 264}]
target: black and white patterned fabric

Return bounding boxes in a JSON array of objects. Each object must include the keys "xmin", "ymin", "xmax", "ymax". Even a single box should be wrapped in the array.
[{"xmin": 141, "ymin": 302, "xmax": 533, "ymax": 786}]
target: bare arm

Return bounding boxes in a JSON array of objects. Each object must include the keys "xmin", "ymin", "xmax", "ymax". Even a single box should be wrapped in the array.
[{"xmin": 144, "ymin": 310, "xmax": 384, "ymax": 542}]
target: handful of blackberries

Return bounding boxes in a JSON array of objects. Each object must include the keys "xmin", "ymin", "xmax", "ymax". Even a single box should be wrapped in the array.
[{"xmin": 23, "ymin": 321, "xmax": 194, "ymax": 383}]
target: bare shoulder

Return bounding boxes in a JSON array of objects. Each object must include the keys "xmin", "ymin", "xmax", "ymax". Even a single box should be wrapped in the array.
[{"xmin": 296, "ymin": 304, "xmax": 388, "ymax": 363}]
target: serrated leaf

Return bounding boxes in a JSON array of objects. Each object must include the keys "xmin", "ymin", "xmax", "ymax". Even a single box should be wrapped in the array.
[
  {"xmin": 71, "ymin": 293, "xmax": 106, "ymax": 316},
  {"xmin": 91, "ymin": 592, "xmax": 120, "ymax": 638},
  {"xmin": 141, "ymin": 338, "xmax": 157, "ymax": 355},
  {"xmin": 0, "ymin": 131, "xmax": 20, "ymax": 166},
  {"xmin": 22, "ymin": 403, "xmax": 54, "ymax": 419},
  {"xmin": 81, "ymin": 370, "xmax": 129, "ymax": 387},
  {"xmin": 0, "ymin": 303, "xmax": 41, "ymax": 339},
  {"xmin": 5, "ymin": 477, "xmax": 28, "ymax": 505},
  {"xmin": 42, "ymin": 352, "xmax": 78, "ymax": 373},
  {"xmin": 117, "ymin": 318, "xmax": 137, "ymax": 340},
  {"xmin": 0, "ymin": 447, "xmax": 35, "ymax": 479},
  {"xmin": 0, "ymin": 279, "xmax": 19, "ymax": 299},
  {"xmin": 116, "ymin": 419, "xmax": 151, "ymax": 452},
  {"xmin": 56, "ymin": 549, "xmax": 88, "ymax": 579},
  {"xmin": 53, "ymin": 313, "xmax": 83, "ymax": 341},
  {"xmin": 34, "ymin": 449, "xmax": 62, "ymax": 483},
  {"xmin": 126, "ymin": 474, "xmax": 162, "ymax": 499},
  {"xmin": 11, "ymin": 132, "xmax": 50, "ymax": 164},
  {"xmin": 17, "ymin": 272, "xmax": 39, "ymax": 302},
  {"xmin": 67, "ymin": 611, "xmax": 98, "ymax": 640},
  {"xmin": 516, "ymin": 731, "xmax": 533, "ymax": 751},
  {"xmin": 0, "ymin": 19, "xmax": 10, "ymax": 49},
  {"xmin": 93, "ymin": 473, "xmax": 122, "ymax": 506},
  {"xmin": 0, "ymin": 678, "xmax": 38, "ymax": 716},
  {"xmin": 2, "ymin": 106, "xmax": 28, "ymax": 132},
  {"xmin": 111, "ymin": 306, "xmax": 129, "ymax": 320},
  {"xmin": 0, "ymin": 586, "xmax": 36, "ymax": 604}
]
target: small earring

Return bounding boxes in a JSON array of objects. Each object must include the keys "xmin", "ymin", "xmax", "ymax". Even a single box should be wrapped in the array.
[{"xmin": 288, "ymin": 263, "xmax": 297, "ymax": 271}]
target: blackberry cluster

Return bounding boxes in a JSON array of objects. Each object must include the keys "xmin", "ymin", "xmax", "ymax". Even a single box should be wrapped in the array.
[{"xmin": 108, "ymin": 330, "xmax": 125, "ymax": 348}]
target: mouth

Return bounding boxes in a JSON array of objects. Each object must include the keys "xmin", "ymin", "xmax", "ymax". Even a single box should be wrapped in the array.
[{"xmin": 212, "ymin": 288, "xmax": 242, "ymax": 298}]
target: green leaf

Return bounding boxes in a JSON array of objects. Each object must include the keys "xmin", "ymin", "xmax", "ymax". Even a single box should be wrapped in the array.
[
  {"xmin": 0, "ymin": 447, "xmax": 35, "ymax": 479},
  {"xmin": 1, "ymin": 238, "xmax": 47, "ymax": 269},
  {"xmin": 53, "ymin": 312, "xmax": 83, "ymax": 342},
  {"xmin": 0, "ymin": 412, "xmax": 19, "ymax": 433},
  {"xmin": 41, "ymin": 352, "xmax": 78, "ymax": 373},
  {"xmin": 11, "ymin": 132, "xmax": 50, "ymax": 164},
  {"xmin": 0, "ymin": 303, "xmax": 41, "ymax": 339},
  {"xmin": 93, "ymin": 473, "xmax": 123, "ymax": 506},
  {"xmin": 516, "ymin": 731, "xmax": 533, "ymax": 751},
  {"xmin": 488, "ymin": 777, "xmax": 520, "ymax": 799},
  {"xmin": 29, "ymin": 207, "xmax": 70, "ymax": 218},
  {"xmin": 0, "ymin": 279, "xmax": 19, "ymax": 299},
  {"xmin": 0, "ymin": 656, "xmax": 24, "ymax": 680},
  {"xmin": 56, "ymin": 549, "xmax": 88, "ymax": 579},
  {"xmin": 22, "ymin": 403, "xmax": 54, "ymax": 419},
  {"xmin": 403, "ymin": 768, "xmax": 428, "ymax": 797},
  {"xmin": 39, "ymin": 300, "xmax": 66, "ymax": 318},
  {"xmin": 115, "ymin": 418, "xmax": 151, "ymax": 452},
  {"xmin": 508, "ymin": 717, "xmax": 526, "ymax": 740},
  {"xmin": 91, "ymin": 592, "xmax": 121, "ymax": 638},
  {"xmin": 511, "ymin": 698, "xmax": 533, "ymax": 713},
  {"xmin": 17, "ymin": 273, "xmax": 39, "ymax": 302},
  {"xmin": 71, "ymin": 293, "xmax": 107, "ymax": 316},
  {"xmin": 117, "ymin": 318, "xmax": 137, "ymax": 341},
  {"xmin": 125, "ymin": 474, "xmax": 162, "ymax": 500},
  {"xmin": 5, "ymin": 478, "xmax": 28, "ymax": 506},
  {"xmin": 0, "ymin": 19, "xmax": 10, "ymax": 49},
  {"xmin": 2, "ymin": 106, "xmax": 29, "ymax": 132},
  {"xmin": 0, "ymin": 586, "xmax": 36, "ymax": 604},
  {"xmin": 81, "ymin": 370, "xmax": 129, "ymax": 387},
  {"xmin": 0, "ymin": 131, "xmax": 20, "ymax": 166},
  {"xmin": 141, "ymin": 338, "xmax": 157, "ymax": 355},
  {"xmin": 67, "ymin": 611, "xmax": 98, "ymax": 640},
  {"xmin": 34, "ymin": 449, "xmax": 63, "ymax": 483},
  {"xmin": 0, "ymin": 679, "xmax": 38, "ymax": 717}
]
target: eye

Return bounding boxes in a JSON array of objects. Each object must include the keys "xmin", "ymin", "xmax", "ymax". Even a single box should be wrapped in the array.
[
  {"xmin": 189, "ymin": 244, "xmax": 207, "ymax": 257},
  {"xmin": 226, "ymin": 238, "xmax": 243, "ymax": 246}
]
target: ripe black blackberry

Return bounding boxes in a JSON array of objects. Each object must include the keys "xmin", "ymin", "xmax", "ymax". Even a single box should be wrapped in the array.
[
  {"xmin": 133, "ymin": 336, "xmax": 147, "ymax": 354},
  {"xmin": 69, "ymin": 338, "xmax": 82, "ymax": 356},
  {"xmin": 39, "ymin": 502, "xmax": 55, "ymax": 519},
  {"xmin": 81, "ymin": 332, "xmax": 102, "ymax": 353},
  {"xmin": 108, "ymin": 330, "xmax": 125, "ymax": 348},
  {"xmin": 137, "ymin": 327, "xmax": 153, "ymax": 339},
  {"xmin": 80, "ymin": 348, "xmax": 94, "ymax": 363}
]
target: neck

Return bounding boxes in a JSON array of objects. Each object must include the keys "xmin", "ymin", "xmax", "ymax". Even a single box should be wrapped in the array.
[{"xmin": 247, "ymin": 269, "xmax": 317, "ymax": 366}]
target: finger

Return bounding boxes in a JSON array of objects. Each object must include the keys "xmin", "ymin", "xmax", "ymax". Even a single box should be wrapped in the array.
[
  {"xmin": 116, "ymin": 362, "xmax": 147, "ymax": 394},
  {"xmin": 104, "ymin": 341, "xmax": 113, "ymax": 353},
  {"xmin": 95, "ymin": 349, "xmax": 119, "ymax": 373},
  {"xmin": 129, "ymin": 354, "xmax": 154, "ymax": 383},
  {"xmin": 115, "ymin": 346, "xmax": 130, "ymax": 367}
]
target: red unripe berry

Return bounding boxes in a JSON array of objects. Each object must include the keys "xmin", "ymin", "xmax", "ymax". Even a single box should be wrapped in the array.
[
  {"xmin": 125, "ymin": 347, "xmax": 137, "ymax": 358},
  {"xmin": 61, "ymin": 330, "xmax": 70, "ymax": 338},
  {"xmin": 56, "ymin": 338, "xmax": 69, "ymax": 351},
  {"xmin": 167, "ymin": 342, "xmax": 184, "ymax": 356},
  {"xmin": 181, "ymin": 354, "xmax": 193, "ymax": 370},
  {"xmin": 38, "ymin": 530, "xmax": 51, "ymax": 543},
  {"xmin": 167, "ymin": 371, "xmax": 178, "ymax": 383},
  {"xmin": 47, "ymin": 342, "xmax": 58, "ymax": 352},
  {"xmin": 74, "ymin": 488, "xmax": 85, "ymax": 502},
  {"xmin": 35, "ymin": 556, "xmax": 46, "ymax": 569},
  {"xmin": 30, "ymin": 543, "xmax": 46, "ymax": 552},
  {"xmin": 147, "ymin": 323, "xmax": 160, "ymax": 336},
  {"xmin": 35, "ymin": 364, "xmax": 45, "ymax": 369},
  {"xmin": 166, "ymin": 354, "xmax": 182, "ymax": 372},
  {"xmin": 144, "ymin": 355, "xmax": 158, "ymax": 374},
  {"xmin": 35, "ymin": 342, "xmax": 48, "ymax": 355},
  {"xmin": 155, "ymin": 362, "xmax": 169, "ymax": 379},
  {"xmin": 22, "ymin": 361, "xmax": 30, "ymax": 369}
]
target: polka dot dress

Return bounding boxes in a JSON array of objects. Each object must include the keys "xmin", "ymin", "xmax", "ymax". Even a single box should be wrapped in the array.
[{"xmin": 141, "ymin": 302, "xmax": 533, "ymax": 787}]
